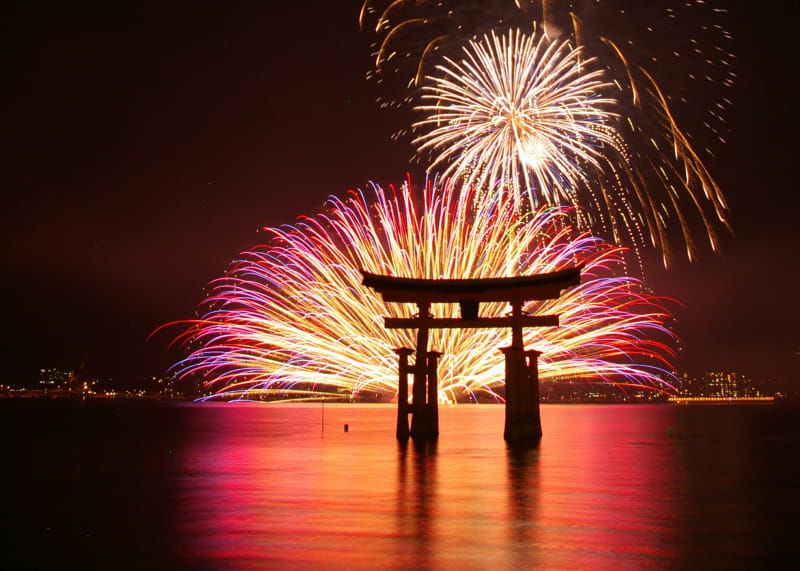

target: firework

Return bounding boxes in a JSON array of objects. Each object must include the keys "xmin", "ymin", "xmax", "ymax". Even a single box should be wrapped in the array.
[
  {"xmin": 413, "ymin": 29, "xmax": 625, "ymax": 221},
  {"xmin": 166, "ymin": 180, "xmax": 675, "ymax": 402},
  {"xmin": 362, "ymin": 1, "xmax": 734, "ymax": 264}
]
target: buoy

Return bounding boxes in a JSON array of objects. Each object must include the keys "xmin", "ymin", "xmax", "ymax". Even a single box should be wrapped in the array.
[{"xmin": 344, "ymin": 424, "xmax": 349, "ymax": 432}]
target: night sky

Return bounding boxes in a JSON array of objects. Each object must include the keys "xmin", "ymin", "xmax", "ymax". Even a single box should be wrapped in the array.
[{"xmin": 2, "ymin": 1, "xmax": 798, "ymax": 385}]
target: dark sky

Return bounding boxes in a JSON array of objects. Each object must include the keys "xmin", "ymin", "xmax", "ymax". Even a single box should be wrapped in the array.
[{"xmin": 2, "ymin": 1, "xmax": 798, "ymax": 384}]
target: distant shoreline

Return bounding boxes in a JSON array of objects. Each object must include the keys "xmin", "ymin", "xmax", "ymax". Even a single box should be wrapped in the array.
[{"xmin": 1, "ymin": 393, "xmax": 794, "ymax": 406}]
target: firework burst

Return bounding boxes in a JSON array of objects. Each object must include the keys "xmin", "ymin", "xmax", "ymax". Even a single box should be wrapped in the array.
[
  {"xmin": 362, "ymin": 1, "xmax": 734, "ymax": 264},
  {"xmin": 166, "ymin": 180, "xmax": 675, "ymax": 402},
  {"xmin": 413, "ymin": 29, "xmax": 625, "ymax": 220}
]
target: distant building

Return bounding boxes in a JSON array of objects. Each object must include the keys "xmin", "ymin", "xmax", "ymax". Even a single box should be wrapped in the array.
[
  {"xmin": 38, "ymin": 368, "xmax": 72, "ymax": 390},
  {"xmin": 678, "ymin": 371, "xmax": 763, "ymax": 398},
  {"xmin": 539, "ymin": 378, "xmax": 667, "ymax": 403}
]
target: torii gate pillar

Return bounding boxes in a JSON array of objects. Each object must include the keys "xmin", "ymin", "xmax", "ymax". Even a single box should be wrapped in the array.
[
  {"xmin": 396, "ymin": 348, "xmax": 442, "ymax": 441},
  {"xmin": 394, "ymin": 347, "xmax": 414, "ymax": 439},
  {"xmin": 502, "ymin": 343, "xmax": 544, "ymax": 443}
]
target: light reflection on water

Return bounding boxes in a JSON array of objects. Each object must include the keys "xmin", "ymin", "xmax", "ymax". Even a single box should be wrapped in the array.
[
  {"xmin": 173, "ymin": 403, "xmax": 798, "ymax": 569},
  {"xmin": 1, "ymin": 401, "xmax": 796, "ymax": 568}
]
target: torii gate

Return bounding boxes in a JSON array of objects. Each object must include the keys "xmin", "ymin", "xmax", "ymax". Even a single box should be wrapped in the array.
[{"xmin": 361, "ymin": 267, "xmax": 582, "ymax": 443}]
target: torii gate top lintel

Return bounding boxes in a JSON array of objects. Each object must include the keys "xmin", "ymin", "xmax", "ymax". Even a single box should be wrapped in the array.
[{"xmin": 360, "ymin": 266, "xmax": 582, "ymax": 303}]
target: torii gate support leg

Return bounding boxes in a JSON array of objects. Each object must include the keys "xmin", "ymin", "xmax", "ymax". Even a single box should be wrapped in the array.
[
  {"xmin": 503, "ymin": 299, "xmax": 543, "ymax": 443},
  {"xmin": 410, "ymin": 302, "xmax": 438, "ymax": 440},
  {"xmin": 394, "ymin": 347, "xmax": 414, "ymax": 440},
  {"xmin": 503, "ymin": 347, "xmax": 542, "ymax": 443},
  {"xmin": 426, "ymin": 351, "xmax": 442, "ymax": 438},
  {"xmin": 523, "ymin": 349, "xmax": 543, "ymax": 441},
  {"xmin": 502, "ymin": 346, "xmax": 528, "ymax": 442}
]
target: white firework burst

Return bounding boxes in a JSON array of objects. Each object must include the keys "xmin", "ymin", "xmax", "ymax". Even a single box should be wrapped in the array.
[{"xmin": 414, "ymin": 28, "xmax": 622, "ymax": 213}]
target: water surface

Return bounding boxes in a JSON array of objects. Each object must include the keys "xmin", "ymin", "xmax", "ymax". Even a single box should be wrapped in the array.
[{"xmin": 1, "ymin": 402, "xmax": 798, "ymax": 569}]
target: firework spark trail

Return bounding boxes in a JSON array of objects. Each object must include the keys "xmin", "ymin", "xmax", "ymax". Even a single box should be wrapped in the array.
[
  {"xmin": 413, "ymin": 29, "xmax": 626, "ymax": 217},
  {"xmin": 361, "ymin": 1, "xmax": 734, "ymax": 264},
  {"xmin": 166, "ymin": 180, "xmax": 675, "ymax": 402}
]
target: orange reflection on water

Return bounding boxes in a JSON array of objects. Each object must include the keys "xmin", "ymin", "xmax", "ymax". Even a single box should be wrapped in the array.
[{"xmin": 175, "ymin": 403, "xmax": 789, "ymax": 568}]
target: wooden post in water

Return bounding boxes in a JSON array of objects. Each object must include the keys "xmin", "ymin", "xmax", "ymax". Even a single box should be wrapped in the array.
[
  {"xmin": 502, "ymin": 300, "xmax": 543, "ymax": 444},
  {"xmin": 427, "ymin": 351, "xmax": 442, "ymax": 438},
  {"xmin": 501, "ymin": 346, "xmax": 522, "ymax": 441},
  {"xmin": 503, "ymin": 345, "xmax": 541, "ymax": 443},
  {"xmin": 523, "ymin": 349, "xmax": 543, "ymax": 441},
  {"xmin": 394, "ymin": 347, "xmax": 414, "ymax": 440},
  {"xmin": 411, "ymin": 302, "xmax": 438, "ymax": 439}
]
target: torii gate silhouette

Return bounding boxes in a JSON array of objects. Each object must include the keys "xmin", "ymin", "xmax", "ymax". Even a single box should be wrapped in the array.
[{"xmin": 361, "ymin": 267, "xmax": 582, "ymax": 443}]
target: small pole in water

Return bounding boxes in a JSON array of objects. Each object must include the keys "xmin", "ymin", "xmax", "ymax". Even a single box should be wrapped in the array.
[
  {"xmin": 321, "ymin": 399, "xmax": 324, "ymax": 433},
  {"xmin": 344, "ymin": 423, "xmax": 349, "ymax": 432}
]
